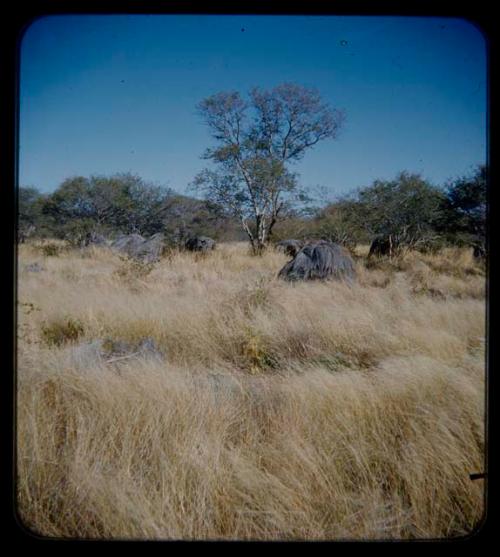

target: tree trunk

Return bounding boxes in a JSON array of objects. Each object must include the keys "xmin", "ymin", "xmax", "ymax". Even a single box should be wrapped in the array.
[
  {"xmin": 241, "ymin": 217, "xmax": 257, "ymax": 253},
  {"xmin": 254, "ymin": 215, "xmax": 269, "ymax": 255}
]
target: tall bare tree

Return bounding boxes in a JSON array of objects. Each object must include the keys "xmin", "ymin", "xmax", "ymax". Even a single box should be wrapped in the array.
[{"xmin": 192, "ymin": 83, "xmax": 344, "ymax": 253}]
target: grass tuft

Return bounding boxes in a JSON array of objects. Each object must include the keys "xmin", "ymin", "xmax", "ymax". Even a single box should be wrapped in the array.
[{"xmin": 41, "ymin": 317, "xmax": 85, "ymax": 347}]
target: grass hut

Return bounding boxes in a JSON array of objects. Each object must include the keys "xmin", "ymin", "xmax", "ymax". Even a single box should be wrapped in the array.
[{"xmin": 278, "ymin": 240, "xmax": 356, "ymax": 282}]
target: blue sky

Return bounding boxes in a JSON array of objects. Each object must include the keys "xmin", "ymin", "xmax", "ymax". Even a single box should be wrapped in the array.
[{"xmin": 19, "ymin": 15, "xmax": 487, "ymax": 201}]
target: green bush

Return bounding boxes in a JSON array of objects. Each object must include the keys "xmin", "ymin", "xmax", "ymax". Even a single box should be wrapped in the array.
[
  {"xmin": 40, "ymin": 243, "xmax": 62, "ymax": 257},
  {"xmin": 41, "ymin": 318, "xmax": 85, "ymax": 346}
]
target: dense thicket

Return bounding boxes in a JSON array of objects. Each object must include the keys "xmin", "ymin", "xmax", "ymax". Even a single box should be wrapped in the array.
[
  {"xmin": 18, "ymin": 173, "xmax": 244, "ymax": 245},
  {"xmin": 18, "ymin": 165, "xmax": 486, "ymax": 252},
  {"xmin": 273, "ymin": 166, "xmax": 487, "ymax": 254},
  {"xmin": 436, "ymin": 165, "xmax": 487, "ymax": 249}
]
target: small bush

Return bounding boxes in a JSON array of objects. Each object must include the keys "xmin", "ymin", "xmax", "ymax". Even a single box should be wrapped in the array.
[
  {"xmin": 41, "ymin": 317, "xmax": 85, "ymax": 347},
  {"xmin": 19, "ymin": 301, "xmax": 42, "ymax": 316},
  {"xmin": 40, "ymin": 243, "xmax": 62, "ymax": 257},
  {"xmin": 241, "ymin": 329, "xmax": 276, "ymax": 373}
]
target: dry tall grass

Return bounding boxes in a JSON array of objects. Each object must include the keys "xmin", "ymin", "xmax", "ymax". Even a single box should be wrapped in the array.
[{"xmin": 17, "ymin": 241, "xmax": 486, "ymax": 540}]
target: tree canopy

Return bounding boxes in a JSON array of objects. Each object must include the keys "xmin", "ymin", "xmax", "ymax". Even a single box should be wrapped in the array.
[
  {"xmin": 18, "ymin": 173, "xmax": 238, "ymax": 245},
  {"xmin": 437, "ymin": 164, "xmax": 487, "ymax": 247},
  {"xmin": 192, "ymin": 83, "xmax": 344, "ymax": 253},
  {"xmin": 308, "ymin": 172, "xmax": 446, "ymax": 251}
]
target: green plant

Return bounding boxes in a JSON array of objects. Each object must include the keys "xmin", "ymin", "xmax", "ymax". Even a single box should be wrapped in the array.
[
  {"xmin": 41, "ymin": 317, "xmax": 85, "ymax": 346},
  {"xmin": 241, "ymin": 329, "xmax": 276, "ymax": 373},
  {"xmin": 41, "ymin": 243, "xmax": 62, "ymax": 257}
]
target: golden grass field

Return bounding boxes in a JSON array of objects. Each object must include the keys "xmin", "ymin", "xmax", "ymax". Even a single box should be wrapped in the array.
[{"xmin": 16, "ymin": 241, "xmax": 486, "ymax": 540}]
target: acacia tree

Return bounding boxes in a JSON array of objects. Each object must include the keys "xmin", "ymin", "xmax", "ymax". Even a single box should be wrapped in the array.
[
  {"xmin": 39, "ymin": 173, "xmax": 170, "ymax": 242},
  {"xmin": 18, "ymin": 186, "xmax": 44, "ymax": 240},
  {"xmin": 438, "ymin": 164, "xmax": 487, "ymax": 248},
  {"xmin": 192, "ymin": 83, "xmax": 344, "ymax": 253},
  {"xmin": 352, "ymin": 172, "xmax": 446, "ymax": 251}
]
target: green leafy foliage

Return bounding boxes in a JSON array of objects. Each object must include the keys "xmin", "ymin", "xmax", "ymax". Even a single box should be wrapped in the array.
[
  {"xmin": 19, "ymin": 174, "xmax": 241, "ymax": 245},
  {"xmin": 437, "ymin": 165, "xmax": 486, "ymax": 247},
  {"xmin": 41, "ymin": 318, "xmax": 85, "ymax": 346},
  {"xmin": 18, "ymin": 164, "xmax": 487, "ymax": 254}
]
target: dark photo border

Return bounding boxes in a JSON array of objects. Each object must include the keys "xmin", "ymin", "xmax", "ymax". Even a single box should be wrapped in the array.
[{"xmin": 2, "ymin": 0, "xmax": 495, "ymax": 547}]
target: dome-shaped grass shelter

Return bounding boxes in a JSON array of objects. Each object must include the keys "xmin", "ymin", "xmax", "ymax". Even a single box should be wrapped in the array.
[
  {"xmin": 278, "ymin": 240, "xmax": 356, "ymax": 282},
  {"xmin": 275, "ymin": 239, "xmax": 304, "ymax": 258},
  {"xmin": 111, "ymin": 233, "xmax": 165, "ymax": 264},
  {"xmin": 185, "ymin": 236, "xmax": 216, "ymax": 252}
]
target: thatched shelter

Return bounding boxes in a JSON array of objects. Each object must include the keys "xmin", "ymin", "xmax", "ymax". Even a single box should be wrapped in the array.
[
  {"xmin": 140, "ymin": 233, "xmax": 166, "ymax": 263},
  {"xmin": 111, "ymin": 233, "xmax": 144, "ymax": 254},
  {"xmin": 111, "ymin": 233, "xmax": 165, "ymax": 263},
  {"xmin": 81, "ymin": 231, "xmax": 108, "ymax": 247},
  {"xmin": 278, "ymin": 240, "xmax": 356, "ymax": 282},
  {"xmin": 275, "ymin": 239, "xmax": 304, "ymax": 257},
  {"xmin": 368, "ymin": 235, "xmax": 400, "ymax": 258},
  {"xmin": 185, "ymin": 236, "xmax": 216, "ymax": 252}
]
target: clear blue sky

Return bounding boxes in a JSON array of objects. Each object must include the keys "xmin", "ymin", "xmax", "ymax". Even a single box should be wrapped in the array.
[{"xmin": 19, "ymin": 15, "xmax": 487, "ymax": 200}]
